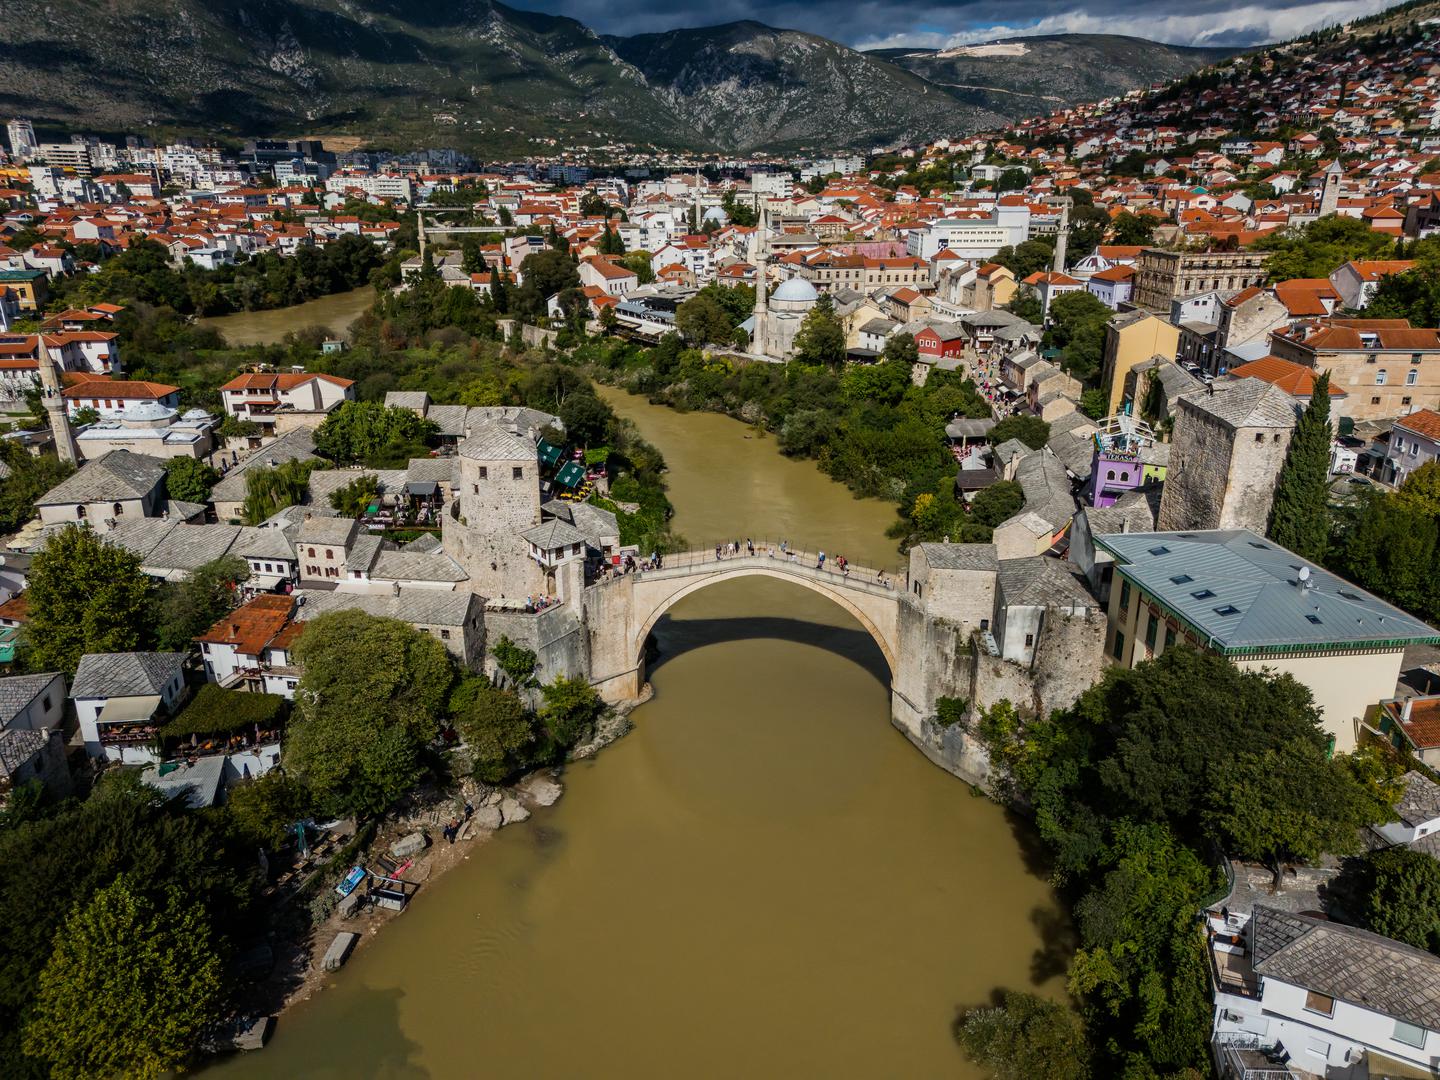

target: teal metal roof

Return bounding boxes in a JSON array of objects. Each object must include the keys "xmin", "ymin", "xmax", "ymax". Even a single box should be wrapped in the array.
[{"xmin": 1096, "ymin": 529, "xmax": 1440, "ymax": 655}]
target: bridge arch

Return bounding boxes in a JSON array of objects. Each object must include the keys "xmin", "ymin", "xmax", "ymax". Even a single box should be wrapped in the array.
[{"xmin": 626, "ymin": 560, "xmax": 901, "ymax": 679}]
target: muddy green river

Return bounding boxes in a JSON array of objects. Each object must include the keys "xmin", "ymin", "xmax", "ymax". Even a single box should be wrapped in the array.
[
  {"xmin": 197, "ymin": 287, "xmax": 376, "ymax": 346},
  {"xmin": 211, "ymin": 384, "xmax": 1066, "ymax": 1079}
]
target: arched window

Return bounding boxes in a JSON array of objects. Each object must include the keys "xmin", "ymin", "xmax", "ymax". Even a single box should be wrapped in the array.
[
  {"xmin": 113, "ymin": 502, "xmax": 124, "ymax": 516},
  {"xmin": 76, "ymin": 505, "xmax": 86, "ymax": 519},
  {"xmin": 1106, "ymin": 470, "xmax": 1116, "ymax": 480}
]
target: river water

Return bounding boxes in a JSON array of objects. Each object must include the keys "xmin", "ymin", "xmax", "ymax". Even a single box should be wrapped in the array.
[
  {"xmin": 196, "ymin": 286, "xmax": 376, "ymax": 346},
  {"xmin": 211, "ymin": 385, "xmax": 1067, "ymax": 1080}
]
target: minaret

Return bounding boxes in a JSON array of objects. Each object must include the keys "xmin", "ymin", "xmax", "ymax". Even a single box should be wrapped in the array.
[
  {"xmin": 692, "ymin": 166, "xmax": 702, "ymax": 233},
  {"xmin": 1051, "ymin": 198, "xmax": 1070, "ymax": 273},
  {"xmin": 751, "ymin": 205, "xmax": 770, "ymax": 356},
  {"xmin": 37, "ymin": 335, "xmax": 77, "ymax": 466},
  {"xmin": 417, "ymin": 208, "xmax": 426, "ymax": 263}
]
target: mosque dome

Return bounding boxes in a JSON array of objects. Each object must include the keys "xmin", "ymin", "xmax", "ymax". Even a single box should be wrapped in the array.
[{"xmin": 771, "ymin": 277, "xmax": 819, "ymax": 305}]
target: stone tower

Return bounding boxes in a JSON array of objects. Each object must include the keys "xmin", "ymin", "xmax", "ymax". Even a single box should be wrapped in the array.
[
  {"xmin": 1319, "ymin": 162, "xmax": 1342, "ymax": 218},
  {"xmin": 1052, "ymin": 198, "xmax": 1070, "ymax": 273},
  {"xmin": 36, "ymin": 335, "xmax": 77, "ymax": 465},
  {"xmin": 441, "ymin": 425, "xmax": 544, "ymax": 600},
  {"xmin": 1157, "ymin": 380, "xmax": 1298, "ymax": 533}
]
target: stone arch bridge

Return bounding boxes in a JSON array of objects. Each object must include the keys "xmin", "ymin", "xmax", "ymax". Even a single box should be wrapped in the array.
[{"xmin": 582, "ymin": 547, "xmax": 954, "ymax": 753}]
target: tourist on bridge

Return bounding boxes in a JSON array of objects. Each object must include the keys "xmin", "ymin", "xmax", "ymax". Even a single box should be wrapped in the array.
[
  {"xmin": 746, "ymin": 538, "xmax": 754, "ymax": 556},
  {"xmin": 817, "ymin": 551, "xmax": 826, "ymax": 570},
  {"xmin": 715, "ymin": 544, "xmax": 723, "ymax": 562}
]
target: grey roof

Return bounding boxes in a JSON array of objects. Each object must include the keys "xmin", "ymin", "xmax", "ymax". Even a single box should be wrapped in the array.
[
  {"xmin": 210, "ymin": 428, "xmax": 320, "ymax": 503},
  {"xmin": 459, "ymin": 423, "xmax": 536, "ymax": 463},
  {"xmin": 1013, "ymin": 450, "xmax": 1077, "ymax": 532},
  {"xmin": 405, "ymin": 457, "xmax": 457, "ymax": 484},
  {"xmin": 402, "ymin": 532, "xmax": 443, "ymax": 553},
  {"xmin": 383, "ymin": 391, "xmax": 430, "ymax": 412},
  {"xmin": 37, "ymin": 450, "xmax": 165, "ymax": 505},
  {"xmin": 370, "ymin": 549, "xmax": 467, "ymax": 583},
  {"xmin": 142, "ymin": 755, "xmax": 225, "ymax": 809},
  {"xmin": 105, "ymin": 517, "xmax": 179, "ymax": 560},
  {"xmin": 918, "ymin": 542, "xmax": 998, "ymax": 572},
  {"xmin": 1076, "ymin": 490, "xmax": 1159, "ymax": 538},
  {"xmin": 0, "ymin": 728, "xmax": 49, "ymax": 777},
  {"xmin": 167, "ymin": 499, "xmax": 207, "ymax": 522},
  {"xmin": 859, "ymin": 317, "xmax": 899, "ymax": 335},
  {"xmin": 426, "ymin": 405, "xmax": 469, "ymax": 437},
  {"xmin": 1178, "ymin": 379, "xmax": 1298, "ymax": 430},
  {"xmin": 343, "ymin": 531, "xmax": 383, "ymax": 572},
  {"xmin": 70, "ymin": 652, "xmax": 185, "ymax": 700},
  {"xmin": 998, "ymin": 557, "xmax": 1095, "ymax": 608},
  {"xmin": 992, "ymin": 438, "xmax": 1032, "ymax": 467},
  {"xmin": 0, "ymin": 672, "xmax": 62, "ymax": 728},
  {"xmin": 521, "ymin": 519, "xmax": 587, "ymax": 549},
  {"xmin": 298, "ymin": 516, "xmax": 359, "ymax": 547},
  {"xmin": 231, "ymin": 526, "xmax": 297, "ymax": 562},
  {"xmin": 563, "ymin": 501, "xmax": 620, "ymax": 546},
  {"xmin": 145, "ymin": 524, "xmax": 245, "ymax": 572},
  {"xmin": 294, "ymin": 588, "xmax": 480, "ymax": 627},
  {"xmin": 1251, "ymin": 905, "xmax": 1440, "ymax": 1031},
  {"xmin": 1095, "ymin": 529, "xmax": 1440, "ymax": 654},
  {"xmin": 465, "ymin": 405, "xmax": 561, "ymax": 439},
  {"xmin": 307, "ymin": 469, "xmax": 406, "ymax": 505},
  {"xmin": 1396, "ymin": 770, "xmax": 1440, "ymax": 828}
]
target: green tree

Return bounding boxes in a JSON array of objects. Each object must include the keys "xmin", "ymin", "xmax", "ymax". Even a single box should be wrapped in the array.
[
  {"xmin": 225, "ymin": 771, "xmax": 309, "ymax": 850},
  {"xmin": 241, "ymin": 459, "xmax": 316, "ymax": 524},
  {"xmin": 971, "ymin": 480, "xmax": 1026, "ymax": 527},
  {"xmin": 315, "ymin": 401, "xmax": 437, "ymax": 466},
  {"xmin": 956, "ymin": 990, "xmax": 1090, "ymax": 1080},
  {"xmin": 25, "ymin": 525, "xmax": 154, "ymax": 672},
  {"xmin": 514, "ymin": 249, "xmax": 580, "ymax": 320},
  {"xmin": 452, "ymin": 681, "xmax": 539, "ymax": 783},
  {"xmin": 1109, "ymin": 211, "xmax": 1156, "ymax": 247},
  {"xmin": 988, "ymin": 415, "xmax": 1051, "ymax": 450},
  {"xmin": 1045, "ymin": 291, "xmax": 1112, "ymax": 385},
  {"xmin": 792, "ymin": 293, "xmax": 845, "ymax": 365},
  {"xmin": 0, "ymin": 445, "xmax": 73, "ymax": 533},
  {"xmin": 70, "ymin": 406, "xmax": 100, "ymax": 427},
  {"xmin": 329, "ymin": 474, "xmax": 380, "ymax": 517},
  {"xmin": 22, "ymin": 876, "xmax": 224, "ymax": 1080},
  {"xmin": 491, "ymin": 634, "xmax": 538, "ymax": 688},
  {"xmin": 1395, "ymin": 459, "xmax": 1440, "ymax": 517},
  {"xmin": 1267, "ymin": 372, "xmax": 1330, "ymax": 560},
  {"xmin": 841, "ymin": 359, "xmax": 911, "ymax": 407},
  {"xmin": 161, "ymin": 456, "xmax": 219, "ymax": 504},
  {"xmin": 285, "ymin": 610, "xmax": 454, "ymax": 816},
  {"xmin": 995, "ymin": 239, "xmax": 1055, "ymax": 280},
  {"xmin": 1351, "ymin": 846, "xmax": 1440, "ymax": 954},
  {"xmin": 539, "ymin": 675, "xmax": 604, "ymax": 748},
  {"xmin": 461, "ymin": 237, "xmax": 487, "ymax": 274},
  {"xmin": 882, "ymin": 332, "xmax": 919, "ymax": 366},
  {"xmin": 155, "ymin": 555, "xmax": 249, "ymax": 652},
  {"xmin": 1257, "ymin": 215, "xmax": 1394, "ymax": 283},
  {"xmin": 675, "ymin": 293, "xmax": 735, "ymax": 346},
  {"xmin": 1004, "ymin": 287, "xmax": 1044, "ymax": 325}
]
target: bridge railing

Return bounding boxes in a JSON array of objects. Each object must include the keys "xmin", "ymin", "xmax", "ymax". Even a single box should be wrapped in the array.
[{"xmin": 617, "ymin": 541, "xmax": 908, "ymax": 595}]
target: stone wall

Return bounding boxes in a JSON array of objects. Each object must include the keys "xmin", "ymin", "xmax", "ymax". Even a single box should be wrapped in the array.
[
  {"xmin": 1158, "ymin": 402, "xmax": 1234, "ymax": 530},
  {"xmin": 1221, "ymin": 424, "xmax": 1292, "ymax": 533},
  {"xmin": 483, "ymin": 605, "xmax": 589, "ymax": 687}
]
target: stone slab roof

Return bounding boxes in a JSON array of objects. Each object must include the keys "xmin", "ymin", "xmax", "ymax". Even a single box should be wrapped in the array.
[
  {"xmin": 521, "ymin": 519, "xmax": 587, "ymax": 549},
  {"xmin": 0, "ymin": 728, "xmax": 49, "ymax": 777},
  {"xmin": 1179, "ymin": 379, "xmax": 1298, "ymax": 430},
  {"xmin": 998, "ymin": 557, "xmax": 1095, "ymax": 608},
  {"xmin": 0, "ymin": 672, "xmax": 61, "ymax": 728},
  {"xmin": 70, "ymin": 651, "xmax": 184, "ymax": 700},
  {"xmin": 918, "ymin": 542, "xmax": 998, "ymax": 572},
  {"xmin": 37, "ymin": 450, "xmax": 164, "ymax": 505},
  {"xmin": 298, "ymin": 516, "xmax": 358, "ymax": 547},
  {"xmin": 209, "ymin": 428, "xmax": 319, "ymax": 504},
  {"xmin": 370, "ymin": 550, "xmax": 467, "ymax": 583},
  {"xmin": 294, "ymin": 589, "xmax": 479, "ymax": 627},
  {"xmin": 1396, "ymin": 770, "xmax": 1440, "ymax": 829},
  {"xmin": 459, "ymin": 423, "xmax": 536, "ymax": 463},
  {"xmin": 1252, "ymin": 905, "xmax": 1440, "ymax": 1031}
]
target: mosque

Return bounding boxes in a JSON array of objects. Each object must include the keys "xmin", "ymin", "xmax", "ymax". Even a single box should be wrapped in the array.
[{"xmin": 739, "ymin": 209, "xmax": 819, "ymax": 361}]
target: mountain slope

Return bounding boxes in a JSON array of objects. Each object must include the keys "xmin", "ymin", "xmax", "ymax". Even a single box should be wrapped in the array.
[
  {"xmin": 606, "ymin": 21, "xmax": 1002, "ymax": 152},
  {"xmin": 0, "ymin": 0, "xmax": 698, "ymax": 153},
  {"xmin": 872, "ymin": 35, "xmax": 1243, "ymax": 121}
]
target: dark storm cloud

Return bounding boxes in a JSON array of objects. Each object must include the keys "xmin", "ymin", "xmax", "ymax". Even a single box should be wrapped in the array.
[{"xmin": 505, "ymin": 0, "xmax": 1393, "ymax": 48}]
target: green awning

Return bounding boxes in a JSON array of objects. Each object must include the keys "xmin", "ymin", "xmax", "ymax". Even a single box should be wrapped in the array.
[
  {"xmin": 555, "ymin": 461, "xmax": 585, "ymax": 488},
  {"xmin": 537, "ymin": 439, "xmax": 564, "ymax": 467}
]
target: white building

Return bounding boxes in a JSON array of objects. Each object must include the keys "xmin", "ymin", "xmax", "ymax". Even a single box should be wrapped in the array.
[
  {"xmin": 1380, "ymin": 408, "xmax": 1440, "ymax": 485},
  {"xmin": 70, "ymin": 651, "xmax": 187, "ymax": 764},
  {"xmin": 6, "ymin": 118, "xmax": 37, "ymax": 162}
]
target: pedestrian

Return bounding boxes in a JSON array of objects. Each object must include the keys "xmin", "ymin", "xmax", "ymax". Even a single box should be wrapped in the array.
[
  {"xmin": 780, "ymin": 539, "xmax": 788, "ymax": 555},
  {"xmin": 746, "ymin": 538, "xmax": 754, "ymax": 556},
  {"xmin": 817, "ymin": 550, "xmax": 826, "ymax": 569},
  {"xmin": 789, "ymin": 549, "xmax": 797, "ymax": 563},
  {"xmin": 715, "ymin": 543, "xmax": 723, "ymax": 561}
]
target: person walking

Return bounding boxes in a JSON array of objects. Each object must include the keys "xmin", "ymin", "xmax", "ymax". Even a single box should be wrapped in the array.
[
  {"xmin": 715, "ymin": 543, "xmax": 723, "ymax": 562},
  {"xmin": 817, "ymin": 550, "xmax": 826, "ymax": 570},
  {"xmin": 746, "ymin": 538, "xmax": 754, "ymax": 556}
]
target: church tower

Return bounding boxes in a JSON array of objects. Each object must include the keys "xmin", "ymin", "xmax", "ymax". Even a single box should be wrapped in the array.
[
  {"xmin": 36, "ymin": 336, "xmax": 77, "ymax": 466},
  {"xmin": 1319, "ymin": 162, "xmax": 1342, "ymax": 218},
  {"xmin": 751, "ymin": 205, "xmax": 770, "ymax": 356}
]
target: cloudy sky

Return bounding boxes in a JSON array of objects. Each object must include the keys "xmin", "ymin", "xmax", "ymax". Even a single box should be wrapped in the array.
[{"xmin": 507, "ymin": 0, "xmax": 1397, "ymax": 49}]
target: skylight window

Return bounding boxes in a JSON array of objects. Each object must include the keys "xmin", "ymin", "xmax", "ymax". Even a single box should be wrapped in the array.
[
  {"xmin": 1170, "ymin": 574, "xmax": 1193, "ymax": 585},
  {"xmin": 1148, "ymin": 545, "xmax": 1171, "ymax": 556},
  {"xmin": 1248, "ymin": 541, "xmax": 1270, "ymax": 550},
  {"xmin": 1214, "ymin": 605, "xmax": 1241, "ymax": 616},
  {"xmin": 1305, "ymin": 614, "xmax": 1323, "ymax": 625},
  {"xmin": 1191, "ymin": 589, "xmax": 1216, "ymax": 600}
]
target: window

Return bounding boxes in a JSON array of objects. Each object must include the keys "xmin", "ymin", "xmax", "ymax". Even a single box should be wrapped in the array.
[
  {"xmin": 478, "ymin": 467, "xmax": 488, "ymax": 480},
  {"xmin": 1404, "ymin": 396, "xmax": 1413, "ymax": 406},
  {"xmin": 1164, "ymin": 628, "xmax": 1176, "ymax": 649},
  {"xmin": 1023, "ymin": 631, "xmax": 1034, "ymax": 649},
  {"xmin": 512, "ymin": 466, "xmax": 524, "ymax": 480},
  {"xmin": 1170, "ymin": 574, "xmax": 1193, "ymax": 584},
  {"xmin": 76, "ymin": 505, "xmax": 85, "ymax": 519},
  {"xmin": 1254, "ymin": 432, "xmax": 1265, "ymax": 442},
  {"xmin": 1303, "ymin": 990, "xmax": 1335, "ymax": 1017},
  {"xmin": 307, "ymin": 547, "xmax": 315, "ymax": 557},
  {"xmin": 1214, "ymin": 604, "xmax": 1241, "ymax": 616},
  {"xmin": 1119, "ymin": 581, "xmax": 1131, "ymax": 610},
  {"xmin": 113, "ymin": 502, "xmax": 123, "ymax": 516},
  {"xmin": 1191, "ymin": 588, "xmax": 1215, "ymax": 600},
  {"xmin": 1373, "ymin": 396, "xmax": 1382, "ymax": 405},
  {"xmin": 1112, "ymin": 630, "xmax": 1126, "ymax": 660},
  {"xmin": 1409, "ymin": 369, "xmax": 1419, "ymax": 386},
  {"xmin": 41, "ymin": 694, "xmax": 51, "ymax": 711},
  {"xmin": 325, "ymin": 549, "xmax": 333, "ymax": 559},
  {"xmin": 440, "ymin": 629, "xmax": 451, "ymax": 640},
  {"xmin": 1376, "ymin": 369, "xmax": 1388, "ymax": 385},
  {"xmin": 1394, "ymin": 1019, "xmax": 1427, "ymax": 1049},
  {"xmin": 1413, "ymin": 352, "xmax": 1424, "ymax": 364}
]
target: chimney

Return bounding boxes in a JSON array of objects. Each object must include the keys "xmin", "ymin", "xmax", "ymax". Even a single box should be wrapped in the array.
[{"xmin": 1403, "ymin": 698, "xmax": 1414, "ymax": 722}]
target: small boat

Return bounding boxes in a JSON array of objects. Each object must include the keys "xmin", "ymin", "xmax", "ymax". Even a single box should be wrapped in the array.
[
  {"xmin": 322, "ymin": 931, "xmax": 359, "ymax": 972},
  {"xmin": 335, "ymin": 865, "xmax": 366, "ymax": 898}
]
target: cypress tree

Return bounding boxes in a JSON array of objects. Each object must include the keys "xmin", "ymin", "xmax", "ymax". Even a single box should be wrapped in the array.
[{"xmin": 1268, "ymin": 371, "xmax": 1333, "ymax": 560}]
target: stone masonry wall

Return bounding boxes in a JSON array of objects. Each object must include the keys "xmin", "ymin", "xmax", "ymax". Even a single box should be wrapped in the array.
[{"xmin": 1158, "ymin": 404, "xmax": 1234, "ymax": 530}]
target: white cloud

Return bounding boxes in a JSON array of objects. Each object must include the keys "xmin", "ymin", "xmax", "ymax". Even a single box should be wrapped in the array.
[{"xmin": 856, "ymin": 0, "xmax": 1396, "ymax": 51}]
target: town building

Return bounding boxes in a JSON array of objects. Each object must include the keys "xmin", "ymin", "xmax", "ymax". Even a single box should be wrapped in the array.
[
  {"xmin": 1100, "ymin": 309, "xmax": 1181, "ymax": 415},
  {"xmin": 1130, "ymin": 248, "xmax": 1268, "ymax": 312},
  {"xmin": 218, "ymin": 371, "xmax": 356, "ymax": 436}
]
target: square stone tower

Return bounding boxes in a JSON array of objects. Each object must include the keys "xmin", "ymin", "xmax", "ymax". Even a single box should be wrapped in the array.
[
  {"xmin": 442, "ymin": 423, "xmax": 544, "ymax": 600},
  {"xmin": 1157, "ymin": 380, "xmax": 1299, "ymax": 533}
]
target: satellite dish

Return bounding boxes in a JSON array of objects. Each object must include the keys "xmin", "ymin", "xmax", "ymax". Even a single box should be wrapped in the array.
[{"xmin": 1298, "ymin": 566, "xmax": 1311, "ymax": 582}]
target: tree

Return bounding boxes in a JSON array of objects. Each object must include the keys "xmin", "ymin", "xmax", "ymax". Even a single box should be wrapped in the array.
[
  {"xmin": 1268, "ymin": 371, "xmax": 1331, "ymax": 561},
  {"xmin": 329, "ymin": 473, "xmax": 380, "ymax": 517},
  {"xmin": 452, "ymin": 681, "xmax": 538, "ymax": 783},
  {"xmin": 675, "ymin": 293, "xmax": 735, "ymax": 346},
  {"xmin": 491, "ymin": 634, "xmax": 538, "ymax": 688},
  {"xmin": 621, "ymin": 252, "xmax": 655, "ymax": 285},
  {"xmin": 515, "ymin": 249, "xmax": 580, "ymax": 320},
  {"xmin": 1045, "ymin": 291, "xmax": 1111, "ymax": 385},
  {"xmin": 1109, "ymin": 211, "xmax": 1156, "ymax": 247},
  {"xmin": 155, "ymin": 555, "xmax": 248, "ymax": 652},
  {"xmin": 489, "ymin": 268, "xmax": 510, "ymax": 314},
  {"xmin": 22, "ymin": 876, "xmax": 224, "ymax": 1080},
  {"xmin": 25, "ymin": 526, "xmax": 154, "ymax": 672},
  {"xmin": 1004, "ymin": 287, "xmax": 1044, "ymax": 325},
  {"xmin": 882, "ymin": 332, "xmax": 919, "ymax": 366},
  {"xmin": 1395, "ymin": 460, "xmax": 1440, "ymax": 517},
  {"xmin": 971, "ymin": 480, "xmax": 1026, "ymax": 527},
  {"xmin": 162, "ymin": 456, "xmax": 219, "ymax": 504},
  {"xmin": 994, "ymin": 239, "xmax": 1055, "ymax": 280},
  {"xmin": 315, "ymin": 401, "xmax": 437, "ymax": 467},
  {"xmin": 1079, "ymin": 388, "xmax": 1108, "ymax": 420},
  {"xmin": 70, "ymin": 407, "xmax": 99, "ymax": 427},
  {"xmin": 558, "ymin": 391, "xmax": 614, "ymax": 448},
  {"xmin": 225, "ymin": 772, "xmax": 310, "ymax": 850},
  {"xmin": 1258, "ymin": 215, "xmax": 1394, "ymax": 283},
  {"xmin": 241, "ymin": 459, "xmax": 316, "ymax": 525},
  {"xmin": 791, "ymin": 294, "xmax": 845, "ymax": 365},
  {"xmin": 461, "ymin": 238, "xmax": 487, "ymax": 274},
  {"xmin": 988, "ymin": 414, "xmax": 1051, "ymax": 450},
  {"xmin": 955, "ymin": 990, "xmax": 1090, "ymax": 1080},
  {"xmin": 1351, "ymin": 847, "xmax": 1440, "ymax": 954},
  {"xmin": 841, "ymin": 359, "xmax": 910, "ymax": 407},
  {"xmin": 0, "ymin": 445, "xmax": 72, "ymax": 533},
  {"xmin": 539, "ymin": 676, "xmax": 603, "ymax": 748},
  {"xmin": 285, "ymin": 610, "xmax": 454, "ymax": 816},
  {"xmin": 996, "ymin": 167, "xmax": 1030, "ymax": 192}
]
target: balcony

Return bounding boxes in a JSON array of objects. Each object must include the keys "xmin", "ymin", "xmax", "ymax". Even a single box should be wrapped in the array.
[{"xmin": 1209, "ymin": 936, "xmax": 1261, "ymax": 1000}]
